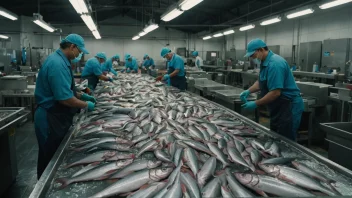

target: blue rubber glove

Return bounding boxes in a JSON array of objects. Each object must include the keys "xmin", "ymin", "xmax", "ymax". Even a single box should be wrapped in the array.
[
  {"xmin": 120, "ymin": 69, "xmax": 125, "ymax": 73},
  {"xmin": 163, "ymin": 74, "xmax": 170, "ymax": 80},
  {"xmin": 240, "ymin": 90, "xmax": 251, "ymax": 102},
  {"xmin": 86, "ymin": 101, "xmax": 95, "ymax": 112},
  {"xmin": 241, "ymin": 101, "xmax": 257, "ymax": 110},
  {"xmin": 126, "ymin": 69, "xmax": 131, "ymax": 73},
  {"xmin": 81, "ymin": 93, "xmax": 96, "ymax": 103},
  {"xmin": 108, "ymin": 77, "xmax": 114, "ymax": 82}
]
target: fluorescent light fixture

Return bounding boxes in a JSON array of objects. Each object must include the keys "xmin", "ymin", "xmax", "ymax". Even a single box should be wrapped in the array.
[
  {"xmin": 213, "ymin": 33, "xmax": 223, "ymax": 37},
  {"xmin": 203, "ymin": 36, "xmax": 212, "ymax": 40},
  {"xmin": 92, "ymin": 30, "xmax": 101, "ymax": 39},
  {"xmin": 223, "ymin": 30, "xmax": 235, "ymax": 35},
  {"xmin": 144, "ymin": 24, "xmax": 159, "ymax": 33},
  {"xmin": 319, "ymin": 0, "xmax": 352, "ymax": 9},
  {"xmin": 260, "ymin": 16, "xmax": 281, "ymax": 26},
  {"xmin": 161, "ymin": 8, "xmax": 184, "ymax": 22},
  {"xmin": 139, "ymin": 31, "xmax": 147, "ymax": 36},
  {"xmin": 239, "ymin": 24, "xmax": 255, "ymax": 31},
  {"xmin": 33, "ymin": 14, "xmax": 55, "ymax": 32},
  {"xmin": 132, "ymin": 36, "xmax": 140, "ymax": 40},
  {"xmin": 0, "ymin": 34, "xmax": 9, "ymax": 39},
  {"xmin": 69, "ymin": 0, "xmax": 89, "ymax": 14},
  {"xmin": 81, "ymin": 14, "xmax": 97, "ymax": 31},
  {"xmin": 286, "ymin": 8, "xmax": 314, "ymax": 19},
  {"xmin": 179, "ymin": 0, "xmax": 203, "ymax": 11},
  {"xmin": 0, "ymin": 7, "xmax": 18, "ymax": 20}
]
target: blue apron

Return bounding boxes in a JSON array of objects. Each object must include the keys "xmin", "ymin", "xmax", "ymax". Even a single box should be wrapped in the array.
[
  {"xmin": 36, "ymin": 68, "xmax": 78, "ymax": 179},
  {"xmin": 260, "ymin": 67, "xmax": 300, "ymax": 141},
  {"xmin": 168, "ymin": 66, "xmax": 186, "ymax": 91}
]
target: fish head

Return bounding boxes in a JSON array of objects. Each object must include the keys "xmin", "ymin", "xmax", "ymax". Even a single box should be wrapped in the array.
[
  {"xmin": 149, "ymin": 167, "xmax": 174, "ymax": 181},
  {"xmin": 258, "ymin": 164, "xmax": 280, "ymax": 176},
  {"xmin": 234, "ymin": 173, "xmax": 254, "ymax": 185},
  {"xmin": 116, "ymin": 158, "xmax": 134, "ymax": 167},
  {"xmin": 147, "ymin": 160, "xmax": 162, "ymax": 168}
]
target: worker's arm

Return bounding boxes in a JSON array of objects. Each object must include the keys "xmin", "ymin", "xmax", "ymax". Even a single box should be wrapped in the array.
[
  {"xmin": 255, "ymin": 89, "xmax": 281, "ymax": 106},
  {"xmin": 59, "ymin": 97, "xmax": 88, "ymax": 108},
  {"xmin": 169, "ymin": 69, "xmax": 180, "ymax": 77},
  {"xmin": 99, "ymin": 74, "xmax": 110, "ymax": 81},
  {"xmin": 248, "ymin": 81, "xmax": 260, "ymax": 93}
]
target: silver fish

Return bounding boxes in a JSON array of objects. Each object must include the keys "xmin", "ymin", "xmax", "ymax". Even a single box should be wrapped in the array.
[
  {"xmin": 225, "ymin": 168, "xmax": 255, "ymax": 197},
  {"xmin": 221, "ymin": 186, "xmax": 235, "ymax": 198},
  {"xmin": 292, "ymin": 161, "xmax": 336, "ymax": 184},
  {"xmin": 128, "ymin": 181, "xmax": 167, "ymax": 198},
  {"xmin": 110, "ymin": 159, "xmax": 162, "ymax": 179},
  {"xmin": 183, "ymin": 147, "xmax": 199, "ymax": 176},
  {"xmin": 154, "ymin": 149, "xmax": 172, "ymax": 163},
  {"xmin": 197, "ymin": 157, "xmax": 216, "ymax": 188},
  {"xmin": 181, "ymin": 172, "xmax": 201, "ymax": 198},
  {"xmin": 201, "ymin": 177, "xmax": 221, "ymax": 198},
  {"xmin": 164, "ymin": 172, "xmax": 182, "ymax": 198},
  {"xmin": 182, "ymin": 140, "xmax": 214, "ymax": 156},
  {"xmin": 207, "ymin": 143, "xmax": 229, "ymax": 168},
  {"xmin": 136, "ymin": 140, "xmax": 159, "ymax": 158}
]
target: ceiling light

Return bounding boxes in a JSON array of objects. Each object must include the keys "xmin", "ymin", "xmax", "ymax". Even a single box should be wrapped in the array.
[
  {"xmin": 161, "ymin": 8, "xmax": 184, "ymax": 22},
  {"xmin": 223, "ymin": 30, "xmax": 235, "ymax": 35},
  {"xmin": 179, "ymin": 0, "xmax": 204, "ymax": 11},
  {"xmin": 0, "ymin": 7, "xmax": 18, "ymax": 20},
  {"xmin": 81, "ymin": 14, "xmax": 97, "ymax": 31},
  {"xmin": 287, "ymin": 8, "xmax": 314, "ymax": 19},
  {"xmin": 132, "ymin": 36, "xmax": 140, "ymax": 40},
  {"xmin": 319, "ymin": 0, "xmax": 352, "ymax": 9},
  {"xmin": 69, "ymin": 0, "xmax": 89, "ymax": 14},
  {"xmin": 260, "ymin": 16, "xmax": 281, "ymax": 26},
  {"xmin": 33, "ymin": 14, "xmax": 55, "ymax": 32},
  {"xmin": 0, "ymin": 34, "xmax": 9, "ymax": 39},
  {"xmin": 203, "ymin": 36, "xmax": 212, "ymax": 40},
  {"xmin": 239, "ymin": 24, "xmax": 255, "ymax": 31},
  {"xmin": 92, "ymin": 30, "xmax": 101, "ymax": 39},
  {"xmin": 213, "ymin": 33, "xmax": 223, "ymax": 37},
  {"xmin": 139, "ymin": 31, "xmax": 147, "ymax": 36},
  {"xmin": 144, "ymin": 24, "xmax": 159, "ymax": 33}
]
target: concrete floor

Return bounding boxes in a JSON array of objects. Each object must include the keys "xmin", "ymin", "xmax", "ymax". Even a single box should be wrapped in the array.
[{"xmin": 3, "ymin": 122, "xmax": 38, "ymax": 198}]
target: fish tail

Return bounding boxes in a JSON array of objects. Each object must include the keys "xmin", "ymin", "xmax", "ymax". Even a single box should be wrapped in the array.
[{"xmin": 55, "ymin": 177, "xmax": 72, "ymax": 189}]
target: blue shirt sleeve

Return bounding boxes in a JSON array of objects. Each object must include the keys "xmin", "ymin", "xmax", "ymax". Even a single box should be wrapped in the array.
[
  {"xmin": 104, "ymin": 60, "xmax": 112, "ymax": 72},
  {"xmin": 92, "ymin": 61, "xmax": 103, "ymax": 76},
  {"xmin": 111, "ymin": 68, "xmax": 117, "ymax": 76},
  {"xmin": 143, "ymin": 60, "xmax": 148, "ymax": 66},
  {"xmin": 150, "ymin": 59, "xmax": 155, "ymax": 66},
  {"xmin": 267, "ymin": 62, "xmax": 285, "ymax": 91},
  {"xmin": 132, "ymin": 59, "xmax": 138, "ymax": 71},
  {"xmin": 48, "ymin": 60, "xmax": 74, "ymax": 101}
]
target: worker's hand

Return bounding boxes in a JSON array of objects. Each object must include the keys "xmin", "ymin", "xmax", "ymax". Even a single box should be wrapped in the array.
[
  {"xmin": 240, "ymin": 90, "xmax": 251, "ymax": 102},
  {"xmin": 163, "ymin": 74, "xmax": 170, "ymax": 80},
  {"xmin": 142, "ymin": 66, "xmax": 146, "ymax": 70},
  {"xmin": 81, "ymin": 93, "xmax": 96, "ymax": 103},
  {"xmin": 127, "ymin": 69, "xmax": 131, "ymax": 73},
  {"xmin": 86, "ymin": 101, "xmax": 95, "ymax": 112},
  {"xmin": 241, "ymin": 101, "xmax": 257, "ymax": 110},
  {"xmin": 108, "ymin": 77, "xmax": 114, "ymax": 82},
  {"xmin": 156, "ymin": 76, "xmax": 163, "ymax": 81},
  {"xmin": 113, "ymin": 71, "xmax": 118, "ymax": 76}
]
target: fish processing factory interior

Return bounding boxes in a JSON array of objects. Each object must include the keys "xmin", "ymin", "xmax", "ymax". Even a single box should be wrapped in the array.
[{"xmin": 1, "ymin": 0, "xmax": 352, "ymax": 197}]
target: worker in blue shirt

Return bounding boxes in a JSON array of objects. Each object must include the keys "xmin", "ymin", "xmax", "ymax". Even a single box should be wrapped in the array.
[
  {"xmin": 34, "ymin": 34, "xmax": 96, "ymax": 179},
  {"xmin": 158, "ymin": 47, "xmax": 186, "ymax": 91},
  {"xmin": 192, "ymin": 51, "xmax": 203, "ymax": 70},
  {"xmin": 240, "ymin": 38, "xmax": 304, "ymax": 141},
  {"xmin": 123, "ymin": 54, "xmax": 138, "ymax": 73},
  {"xmin": 102, "ymin": 54, "xmax": 119, "ymax": 76},
  {"xmin": 142, "ymin": 54, "xmax": 155, "ymax": 75},
  {"xmin": 82, "ymin": 52, "xmax": 113, "ymax": 90}
]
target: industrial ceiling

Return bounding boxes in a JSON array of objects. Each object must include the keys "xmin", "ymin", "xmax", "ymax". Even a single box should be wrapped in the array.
[{"xmin": 0, "ymin": 0, "xmax": 320, "ymax": 34}]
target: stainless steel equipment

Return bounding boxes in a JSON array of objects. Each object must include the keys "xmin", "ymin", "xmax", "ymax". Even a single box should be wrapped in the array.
[
  {"xmin": 320, "ymin": 122, "xmax": 352, "ymax": 170},
  {"xmin": 194, "ymin": 79, "xmax": 232, "ymax": 96},
  {"xmin": 322, "ymin": 38, "xmax": 352, "ymax": 74},
  {"xmin": 0, "ymin": 75, "xmax": 28, "ymax": 91},
  {"xmin": 205, "ymin": 51, "xmax": 219, "ymax": 61},
  {"xmin": 268, "ymin": 45, "xmax": 293, "ymax": 65},
  {"xmin": 299, "ymin": 41, "xmax": 322, "ymax": 72},
  {"xmin": 0, "ymin": 107, "xmax": 28, "ymax": 196},
  {"xmin": 0, "ymin": 48, "xmax": 13, "ymax": 75},
  {"xmin": 296, "ymin": 82, "xmax": 332, "ymax": 106}
]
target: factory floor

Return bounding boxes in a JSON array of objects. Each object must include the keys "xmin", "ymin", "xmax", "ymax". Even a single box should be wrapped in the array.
[{"xmin": 3, "ymin": 121, "xmax": 38, "ymax": 198}]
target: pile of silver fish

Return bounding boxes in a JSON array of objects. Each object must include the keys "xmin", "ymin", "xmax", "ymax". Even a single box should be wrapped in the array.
[{"xmin": 52, "ymin": 74, "xmax": 345, "ymax": 197}]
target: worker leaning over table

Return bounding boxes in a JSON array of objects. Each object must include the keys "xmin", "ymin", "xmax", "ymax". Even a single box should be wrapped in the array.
[
  {"xmin": 34, "ymin": 34, "xmax": 96, "ymax": 179},
  {"xmin": 81, "ymin": 52, "xmax": 113, "ymax": 90},
  {"xmin": 123, "ymin": 53, "xmax": 138, "ymax": 73},
  {"xmin": 142, "ymin": 54, "xmax": 155, "ymax": 75},
  {"xmin": 192, "ymin": 51, "xmax": 203, "ymax": 70},
  {"xmin": 102, "ymin": 54, "xmax": 119, "ymax": 76},
  {"xmin": 240, "ymin": 38, "xmax": 304, "ymax": 141},
  {"xmin": 157, "ymin": 47, "xmax": 187, "ymax": 91}
]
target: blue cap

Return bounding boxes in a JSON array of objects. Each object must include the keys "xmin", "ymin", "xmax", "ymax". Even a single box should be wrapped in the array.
[
  {"xmin": 96, "ymin": 52, "xmax": 107, "ymax": 60},
  {"xmin": 144, "ymin": 54, "xmax": 149, "ymax": 59},
  {"xmin": 62, "ymin": 34, "xmax": 89, "ymax": 54},
  {"xmin": 112, "ymin": 54, "xmax": 120, "ymax": 59},
  {"xmin": 192, "ymin": 51, "xmax": 198, "ymax": 56},
  {"xmin": 161, "ymin": 47, "xmax": 171, "ymax": 57},
  {"xmin": 125, "ymin": 53, "xmax": 131, "ymax": 60},
  {"xmin": 244, "ymin": 38, "xmax": 267, "ymax": 57}
]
